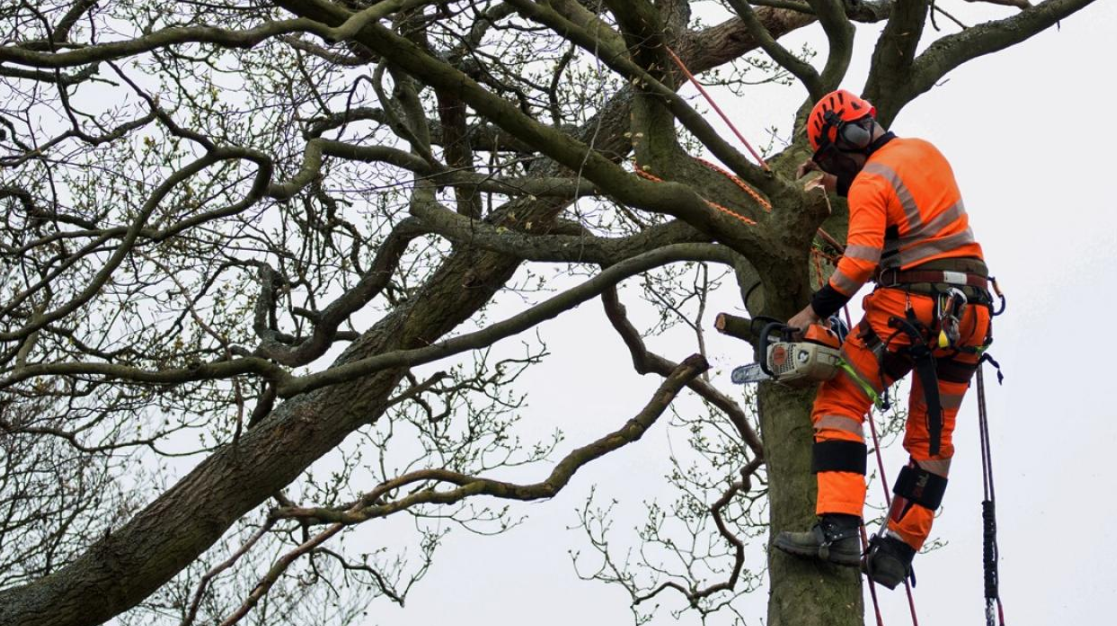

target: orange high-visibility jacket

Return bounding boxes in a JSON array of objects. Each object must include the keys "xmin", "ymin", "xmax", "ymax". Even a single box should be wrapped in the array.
[{"xmin": 814, "ymin": 137, "xmax": 984, "ymax": 315}]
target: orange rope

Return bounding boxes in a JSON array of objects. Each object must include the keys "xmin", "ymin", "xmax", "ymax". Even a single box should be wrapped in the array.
[
  {"xmin": 811, "ymin": 249, "xmax": 828, "ymax": 288},
  {"xmin": 693, "ymin": 157, "xmax": 772, "ymax": 212},
  {"xmin": 635, "ymin": 167, "xmax": 757, "ymax": 226}
]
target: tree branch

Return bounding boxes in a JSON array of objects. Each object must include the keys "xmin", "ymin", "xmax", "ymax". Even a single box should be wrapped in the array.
[
  {"xmin": 506, "ymin": 0, "xmax": 778, "ymax": 196},
  {"xmin": 601, "ymin": 286, "xmax": 764, "ymax": 458},
  {"xmin": 804, "ymin": 0, "xmax": 856, "ymax": 93},
  {"xmin": 0, "ymin": 19, "xmax": 324, "ymax": 68},
  {"xmin": 272, "ymin": 353, "xmax": 710, "ymax": 525},
  {"xmin": 411, "ymin": 196, "xmax": 709, "ymax": 263},
  {"xmin": 281, "ymin": 244, "xmax": 734, "ymax": 397},
  {"xmin": 902, "ymin": 0, "xmax": 1095, "ymax": 111},
  {"xmin": 726, "ymin": 0, "xmax": 823, "ymax": 100},
  {"xmin": 864, "ymin": 0, "xmax": 932, "ymax": 125},
  {"xmin": 251, "ymin": 219, "xmax": 426, "ymax": 366}
]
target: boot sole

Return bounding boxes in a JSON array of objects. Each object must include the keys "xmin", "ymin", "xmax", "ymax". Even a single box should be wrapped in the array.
[
  {"xmin": 862, "ymin": 571, "xmax": 903, "ymax": 590},
  {"xmin": 773, "ymin": 537, "xmax": 861, "ymax": 567},
  {"xmin": 860, "ymin": 560, "xmax": 905, "ymax": 590}
]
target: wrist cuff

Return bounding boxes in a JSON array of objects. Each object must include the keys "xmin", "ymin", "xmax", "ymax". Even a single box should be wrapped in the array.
[{"xmin": 811, "ymin": 284, "xmax": 852, "ymax": 319}]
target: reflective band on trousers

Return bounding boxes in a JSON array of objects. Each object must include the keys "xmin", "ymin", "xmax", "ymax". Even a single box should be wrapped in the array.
[
  {"xmin": 940, "ymin": 392, "xmax": 965, "ymax": 411},
  {"xmin": 916, "ymin": 457, "xmax": 952, "ymax": 477},
  {"xmin": 815, "ymin": 414, "xmax": 866, "ymax": 440}
]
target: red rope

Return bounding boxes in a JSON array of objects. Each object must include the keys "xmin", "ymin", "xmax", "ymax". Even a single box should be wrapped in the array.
[
  {"xmin": 861, "ymin": 525, "xmax": 887, "ymax": 626},
  {"xmin": 663, "ymin": 45, "xmax": 770, "ymax": 171},
  {"xmin": 861, "ymin": 395, "xmax": 921, "ymax": 626}
]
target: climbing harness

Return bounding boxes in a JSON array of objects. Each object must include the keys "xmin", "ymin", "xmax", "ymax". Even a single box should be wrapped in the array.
[{"xmin": 852, "ymin": 258, "xmax": 1004, "ymax": 456}]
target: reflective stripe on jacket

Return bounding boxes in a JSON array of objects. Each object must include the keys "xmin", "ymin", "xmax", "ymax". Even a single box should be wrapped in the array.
[{"xmin": 827, "ymin": 137, "xmax": 985, "ymax": 297}]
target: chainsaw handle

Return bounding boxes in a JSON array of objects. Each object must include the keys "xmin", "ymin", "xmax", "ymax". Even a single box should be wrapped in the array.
[
  {"xmin": 750, "ymin": 315, "xmax": 782, "ymax": 337},
  {"xmin": 758, "ymin": 321, "xmax": 791, "ymax": 379}
]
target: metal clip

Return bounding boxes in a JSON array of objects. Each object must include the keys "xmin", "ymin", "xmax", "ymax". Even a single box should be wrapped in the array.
[{"xmin": 937, "ymin": 288, "xmax": 967, "ymax": 349}]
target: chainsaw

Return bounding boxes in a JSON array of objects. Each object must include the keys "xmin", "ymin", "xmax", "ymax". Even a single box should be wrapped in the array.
[{"xmin": 731, "ymin": 319, "xmax": 845, "ymax": 387}]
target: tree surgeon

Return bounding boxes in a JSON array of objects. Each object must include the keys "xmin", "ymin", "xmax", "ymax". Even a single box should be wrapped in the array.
[{"xmin": 773, "ymin": 89, "xmax": 995, "ymax": 590}]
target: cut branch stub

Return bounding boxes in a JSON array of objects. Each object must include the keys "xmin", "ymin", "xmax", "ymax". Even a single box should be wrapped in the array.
[{"xmin": 715, "ymin": 312, "xmax": 758, "ymax": 344}]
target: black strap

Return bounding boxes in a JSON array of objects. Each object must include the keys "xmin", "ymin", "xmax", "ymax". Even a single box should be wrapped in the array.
[
  {"xmin": 888, "ymin": 311, "xmax": 945, "ymax": 456},
  {"xmin": 858, "ymin": 320, "xmax": 913, "ymax": 376},
  {"xmin": 811, "ymin": 440, "xmax": 868, "ymax": 475},
  {"xmin": 937, "ymin": 357, "xmax": 979, "ymax": 384},
  {"xmin": 893, "ymin": 464, "xmax": 949, "ymax": 511}
]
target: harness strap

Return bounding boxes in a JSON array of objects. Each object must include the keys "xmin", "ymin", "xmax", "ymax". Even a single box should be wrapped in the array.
[
  {"xmin": 859, "ymin": 319, "xmax": 914, "ymax": 380},
  {"xmin": 887, "ymin": 312, "xmax": 945, "ymax": 457},
  {"xmin": 879, "ymin": 269, "xmax": 989, "ymax": 291},
  {"xmin": 937, "ymin": 358, "xmax": 979, "ymax": 384}
]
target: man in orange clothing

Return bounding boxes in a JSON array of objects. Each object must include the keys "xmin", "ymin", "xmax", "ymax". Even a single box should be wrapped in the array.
[{"xmin": 772, "ymin": 90, "xmax": 994, "ymax": 589}]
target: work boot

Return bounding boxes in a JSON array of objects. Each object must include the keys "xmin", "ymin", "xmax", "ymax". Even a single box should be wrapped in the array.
[
  {"xmin": 773, "ymin": 513, "xmax": 861, "ymax": 566},
  {"xmin": 861, "ymin": 533, "xmax": 917, "ymax": 590}
]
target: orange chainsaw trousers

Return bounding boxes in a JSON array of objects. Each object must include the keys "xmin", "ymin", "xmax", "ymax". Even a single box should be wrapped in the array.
[{"xmin": 812, "ymin": 287, "xmax": 991, "ymax": 550}]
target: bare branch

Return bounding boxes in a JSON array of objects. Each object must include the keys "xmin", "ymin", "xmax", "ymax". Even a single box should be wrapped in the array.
[
  {"xmin": 726, "ymin": 0, "xmax": 823, "ymax": 100},
  {"xmin": 896, "ymin": 0, "xmax": 1095, "ymax": 116},
  {"xmin": 602, "ymin": 286, "xmax": 764, "ymax": 458},
  {"xmin": 273, "ymin": 353, "xmax": 711, "ymax": 525},
  {"xmin": 634, "ymin": 458, "xmax": 763, "ymax": 606}
]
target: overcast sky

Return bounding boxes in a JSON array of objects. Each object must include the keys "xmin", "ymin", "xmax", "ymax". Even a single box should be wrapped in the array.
[{"xmin": 329, "ymin": 3, "xmax": 1117, "ymax": 626}]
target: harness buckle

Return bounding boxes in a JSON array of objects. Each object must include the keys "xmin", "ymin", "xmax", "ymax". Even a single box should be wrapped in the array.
[{"xmin": 877, "ymin": 267, "xmax": 900, "ymax": 288}]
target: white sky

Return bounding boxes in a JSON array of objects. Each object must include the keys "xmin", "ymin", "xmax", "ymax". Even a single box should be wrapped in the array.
[{"xmin": 346, "ymin": 3, "xmax": 1117, "ymax": 626}]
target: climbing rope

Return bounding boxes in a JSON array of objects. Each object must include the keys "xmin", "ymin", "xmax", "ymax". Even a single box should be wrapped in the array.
[
  {"xmin": 861, "ymin": 384, "xmax": 922, "ymax": 626},
  {"xmin": 634, "ymin": 165, "xmax": 759, "ymax": 226},
  {"xmin": 692, "ymin": 156, "xmax": 772, "ymax": 212},
  {"xmin": 976, "ymin": 364, "xmax": 1007, "ymax": 626},
  {"xmin": 663, "ymin": 45, "xmax": 770, "ymax": 171}
]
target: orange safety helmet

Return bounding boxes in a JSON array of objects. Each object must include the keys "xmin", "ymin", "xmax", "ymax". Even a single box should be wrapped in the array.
[{"xmin": 807, "ymin": 90, "xmax": 877, "ymax": 152}]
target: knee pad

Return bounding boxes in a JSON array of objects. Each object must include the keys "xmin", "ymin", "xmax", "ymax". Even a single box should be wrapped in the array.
[{"xmin": 888, "ymin": 463, "xmax": 948, "ymax": 523}]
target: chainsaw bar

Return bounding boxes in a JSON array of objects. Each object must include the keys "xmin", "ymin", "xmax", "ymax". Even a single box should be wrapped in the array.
[{"xmin": 731, "ymin": 363, "xmax": 770, "ymax": 384}]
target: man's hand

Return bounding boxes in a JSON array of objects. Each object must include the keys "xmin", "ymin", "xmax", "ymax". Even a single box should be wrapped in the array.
[
  {"xmin": 796, "ymin": 157, "xmax": 837, "ymax": 193},
  {"xmin": 787, "ymin": 304, "xmax": 822, "ymax": 340}
]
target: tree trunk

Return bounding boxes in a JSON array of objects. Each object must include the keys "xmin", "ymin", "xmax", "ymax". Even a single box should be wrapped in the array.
[{"xmin": 759, "ymin": 375, "xmax": 863, "ymax": 625}]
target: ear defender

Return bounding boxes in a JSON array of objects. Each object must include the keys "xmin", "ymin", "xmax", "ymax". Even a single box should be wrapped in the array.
[
  {"xmin": 823, "ymin": 109, "xmax": 872, "ymax": 150},
  {"xmin": 839, "ymin": 118, "xmax": 872, "ymax": 149}
]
